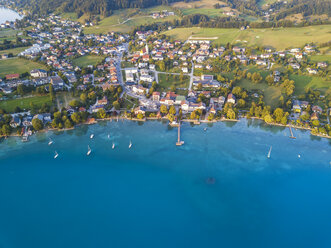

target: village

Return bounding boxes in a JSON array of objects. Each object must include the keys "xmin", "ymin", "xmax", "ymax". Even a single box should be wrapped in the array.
[{"xmin": 0, "ymin": 13, "xmax": 330, "ymax": 139}]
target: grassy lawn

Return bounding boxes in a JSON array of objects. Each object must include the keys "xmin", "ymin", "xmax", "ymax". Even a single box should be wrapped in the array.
[
  {"xmin": 158, "ymin": 73, "xmax": 190, "ymax": 91},
  {"xmin": 72, "ymin": 55, "xmax": 104, "ymax": 68},
  {"xmin": 181, "ymin": 8, "xmax": 224, "ymax": 18},
  {"xmin": 0, "ymin": 95, "xmax": 51, "ymax": 113},
  {"xmin": 123, "ymin": 94, "xmax": 139, "ymax": 109},
  {"xmin": 309, "ymin": 54, "xmax": 331, "ymax": 63},
  {"xmin": 289, "ymin": 74, "xmax": 331, "ymax": 95},
  {"xmin": 84, "ymin": 9, "xmax": 180, "ymax": 34},
  {"xmin": 0, "ymin": 47, "xmax": 27, "ymax": 56},
  {"xmin": 0, "ymin": 58, "xmax": 47, "ymax": 78},
  {"xmin": 163, "ymin": 25, "xmax": 331, "ymax": 50},
  {"xmin": 237, "ymin": 79, "xmax": 282, "ymax": 108}
]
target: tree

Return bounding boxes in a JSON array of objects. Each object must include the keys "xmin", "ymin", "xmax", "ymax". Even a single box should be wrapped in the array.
[
  {"xmin": 237, "ymin": 99, "xmax": 246, "ymax": 108},
  {"xmin": 264, "ymin": 114, "xmax": 273, "ymax": 123},
  {"xmin": 32, "ymin": 118, "xmax": 43, "ymax": 131},
  {"xmin": 1, "ymin": 124, "xmax": 11, "ymax": 136},
  {"xmin": 169, "ymin": 105, "xmax": 176, "ymax": 115},
  {"xmin": 208, "ymin": 113, "xmax": 214, "ymax": 121},
  {"xmin": 266, "ymin": 75, "xmax": 274, "ymax": 85},
  {"xmin": 80, "ymin": 93, "xmax": 87, "ymax": 103},
  {"xmin": 160, "ymin": 105, "xmax": 168, "ymax": 115},
  {"xmin": 113, "ymin": 100, "xmax": 120, "ymax": 110},
  {"xmin": 137, "ymin": 113, "xmax": 144, "ymax": 119},
  {"xmin": 71, "ymin": 112, "xmax": 82, "ymax": 124},
  {"xmin": 69, "ymin": 100, "xmax": 81, "ymax": 108},
  {"xmin": 17, "ymin": 84, "xmax": 25, "ymax": 96},
  {"xmin": 226, "ymin": 109, "xmax": 236, "ymax": 119},
  {"xmin": 273, "ymin": 108, "xmax": 284, "ymax": 123},
  {"xmin": 49, "ymin": 84, "xmax": 55, "ymax": 101},
  {"xmin": 97, "ymin": 109, "xmax": 106, "ymax": 119},
  {"xmin": 312, "ymin": 120, "xmax": 320, "ymax": 127},
  {"xmin": 64, "ymin": 119, "xmax": 73, "ymax": 128}
]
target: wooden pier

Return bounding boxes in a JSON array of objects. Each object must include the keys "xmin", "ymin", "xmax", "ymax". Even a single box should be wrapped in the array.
[
  {"xmin": 176, "ymin": 123, "xmax": 184, "ymax": 146},
  {"xmin": 289, "ymin": 126, "xmax": 296, "ymax": 139}
]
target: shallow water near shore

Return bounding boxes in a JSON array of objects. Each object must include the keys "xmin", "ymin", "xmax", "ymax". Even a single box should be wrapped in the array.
[{"xmin": 0, "ymin": 119, "xmax": 331, "ymax": 248}]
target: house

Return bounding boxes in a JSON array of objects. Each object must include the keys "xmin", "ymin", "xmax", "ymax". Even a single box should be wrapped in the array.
[
  {"xmin": 50, "ymin": 76, "xmax": 64, "ymax": 90},
  {"xmin": 6, "ymin": 74, "xmax": 20, "ymax": 80},
  {"xmin": 30, "ymin": 69, "xmax": 48, "ymax": 78},
  {"xmin": 227, "ymin": 93, "xmax": 236, "ymax": 104},
  {"xmin": 317, "ymin": 62, "xmax": 328, "ymax": 68},
  {"xmin": 134, "ymin": 106, "xmax": 146, "ymax": 115},
  {"xmin": 97, "ymin": 96, "xmax": 108, "ymax": 105},
  {"xmin": 132, "ymin": 85, "xmax": 147, "ymax": 95},
  {"xmin": 312, "ymin": 105, "xmax": 322, "ymax": 114},
  {"xmin": 10, "ymin": 116, "xmax": 21, "ymax": 128},
  {"xmin": 307, "ymin": 68, "xmax": 318, "ymax": 74},
  {"xmin": 152, "ymin": 91, "xmax": 160, "ymax": 101},
  {"xmin": 311, "ymin": 112, "xmax": 319, "ymax": 120}
]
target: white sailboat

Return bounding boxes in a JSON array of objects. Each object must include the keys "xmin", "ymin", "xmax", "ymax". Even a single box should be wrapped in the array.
[
  {"xmin": 90, "ymin": 134, "xmax": 94, "ymax": 139},
  {"xmin": 112, "ymin": 142, "xmax": 115, "ymax": 149},
  {"xmin": 54, "ymin": 151, "xmax": 59, "ymax": 159},
  {"xmin": 48, "ymin": 138, "xmax": 53, "ymax": 146},
  {"xmin": 129, "ymin": 140, "xmax": 132, "ymax": 149},
  {"xmin": 267, "ymin": 146, "xmax": 272, "ymax": 159},
  {"xmin": 107, "ymin": 134, "xmax": 110, "ymax": 139},
  {"xmin": 87, "ymin": 145, "xmax": 91, "ymax": 156}
]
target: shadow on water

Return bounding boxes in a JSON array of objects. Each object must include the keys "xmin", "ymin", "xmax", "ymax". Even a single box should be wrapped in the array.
[
  {"xmin": 207, "ymin": 123, "xmax": 214, "ymax": 128},
  {"xmin": 310, "ymin": 134, "xmax": 322, "ymax": 142},
  {"xmin": 73, "ymin": 124, "xmax": 88, "ymax": 136},
  {"xmin": 224, "ymin": 121, "xmax": 238, "ymax": 128},
  {"xmin": 137, "ymin": 121, "xmax": 144, "ymax": 126},
  {"xmin": 246, "ymin": 118, "xmax": 285, "ymax": 134}
]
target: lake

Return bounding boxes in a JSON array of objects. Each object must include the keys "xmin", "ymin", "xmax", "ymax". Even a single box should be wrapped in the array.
[
  {"xmin": 0, "ymin": 119, "xmax": 331, "ymax": 248},
  {"xmin": 0, "ymin": 7, "xmax": 22, "ymax": 24}
]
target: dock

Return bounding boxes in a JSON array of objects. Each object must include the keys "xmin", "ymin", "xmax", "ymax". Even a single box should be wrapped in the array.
[
  {"xmin": 289, "ymin": 126, "xmax": 296, "ymax": 139},
  {"xmin": 176, "ymin": 123, "xmax": 184, "ymax": 146}
]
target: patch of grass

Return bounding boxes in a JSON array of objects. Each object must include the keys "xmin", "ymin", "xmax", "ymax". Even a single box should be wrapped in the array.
[
  {"xmin": 0, "ymin": 58, "xmax": 47, "ymax": 78},
  {"xmin": 72, "ymin": 55, "xmax": 104, "ymax": 68},
  {"xmin": 289, "ymin": 74, "xmax": 331, "ymax": 95},
  {"xmin": 163, "ymin": 25, "xmax": 331, "ymax": 50},
  {"xmin": 0, "ymin": 47, "xmax": 27, "ymax": 56},
  {"xmin": 309, "ymin": 54, "xmax": 331, "ymax": 63},
  {"xmin": 158, "ymin": 73, "xmax": 190, "ymax": 91},
  {"xmin": 237, "ymin": 79, "xmax": 282, "ymax": 108},
  {"xmin": 0, "ymin": 95, "xmax": 51, "ymax": 113},
  {"xmin": 181, "ymin": 8, "xmax": 224, "ymax": 18}
]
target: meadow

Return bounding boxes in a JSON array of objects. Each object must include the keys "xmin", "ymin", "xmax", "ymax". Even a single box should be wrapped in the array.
[
  {"xmin": 163, "ymin": 25, "xmax": 331, "ymax": 50},
  {"xmin": 0, "ymin": 47, "xmax": 27, "ymax": 56},
  {"xmin": 0, "ymin": 95, "xmax": 51, "ymax": 113},
  {"xmin": 72, "ymin": 55, "xmax": 105, "ymax": 68},
  {"xmin": 0, "ymin": 58, "xmax": 47, "ymax": 78},
  {"xmin": 158, "ymin": 73, "xmax": 190, "ymax": 91},
  {"xmin": 289, "ymin": 74, "xmax": 331, "ymax": 95}
]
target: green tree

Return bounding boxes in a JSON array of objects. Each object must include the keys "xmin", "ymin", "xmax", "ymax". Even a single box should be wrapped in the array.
[
  {"xmin": 64, "ymin": 119, "xmax": 73, "ymax": 128},
  {"xmin": 97, "ymin": 109, "xmax": 106, "ymax": 119},
  {"xmin": 71, "ymin": 112, "xmax": 82, "ymax": 124},
  {"xmin": 169, "ymin": 105, "xmax": 176, "ymax": 115},
  {"xmin": 137, "ymin": 113, "xmax": 144, "ymax": 119},
  {"xmin": 160, "ymin": 105, "xmax": 168, "ymax": 115},
  {"xmin": 32, "ymin": 118, "xmax": 43, "ymax": 131},
  {"xmin": 1, "ymin": 124, "xmax": 11, "ymax": 136}
]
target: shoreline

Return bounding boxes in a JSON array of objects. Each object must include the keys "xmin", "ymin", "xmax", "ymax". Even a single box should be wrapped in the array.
[{"xmin": 1, "ymin": 115, "xmax": 330, "ymax": 141}]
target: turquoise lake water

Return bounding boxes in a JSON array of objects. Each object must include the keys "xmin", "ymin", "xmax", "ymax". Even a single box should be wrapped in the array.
[{"xmin": 0, "ymin": 119, "xmax": 331, "ymax": 248}]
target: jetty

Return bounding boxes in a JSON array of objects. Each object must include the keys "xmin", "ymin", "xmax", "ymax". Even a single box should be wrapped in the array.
[
  {"xmin": 176, "ymin": 123, "xmax": 184, "ymax": 146},
  {"xmin": 289, "ymin": 126, "xmax": 296, "ymax": 139}
]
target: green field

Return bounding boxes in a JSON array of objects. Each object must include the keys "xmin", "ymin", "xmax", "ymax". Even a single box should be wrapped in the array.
[
  {"xmin": 237, "ymin": 79, "xmax": 282, "ymax": 108},
  {"xmin": 0, "ymin": 47, "xmax": 27, "ymax": 56},
  {"xmin": 289, "ymin": 74, "xmax": 331, "ymax": 95},
  {"xmin": 181, "ymin": 8, "xmax": 224, "ymax": 18},
  {"xmin": 0, "ymin": 95, "xmax": 51, "ymax": 113},
  {"xmin": 84, "ymin": 8, "xmax": 180, "ymax": 34},
  {"xmin": 72, "ymin": 55, "xmax": 105, "ymax": 68},
  {"xmin": 158, "ymin": 73, "xmax": 190, "ymax": 91},
  {"xmin": 309, "ymin": 54, "xmax": 331, "ymax": 63},
  {"xmin": 0, "ymin": 58, "xmax": 47, "ymax": 78},
  {"xmin": 163, "ymin": 25, "xmax": 331, "ymax": 50}
]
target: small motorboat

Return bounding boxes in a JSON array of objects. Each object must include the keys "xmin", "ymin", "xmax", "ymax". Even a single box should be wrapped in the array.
[
  {"xmin": 48, "ymin": 138, "xmax": 53, "ymax": 146},
  {"xmin": 90, "ymin": 134, "xmax": 94, "ymax": 139},
  {"xmin": 87, "ymin": 145, "xmax": 91, "ymax": 156},
  {"xmin": 107, "ymin": 134, "xmax": 110, "ymax": 139},
  {"xmin": 129, "ymin": 141, "xmax": 132, "ymax": 149},
  {"xmin": 54, "ymin": 151, "xmax": 59, "ymax": 159},
  {"xmin": 112, "ymin": 142, "xmax": 115, "ymax": 149},
  {"xmin": 267, "ymin": 146, "xmax": 272, "ymax": 159}
]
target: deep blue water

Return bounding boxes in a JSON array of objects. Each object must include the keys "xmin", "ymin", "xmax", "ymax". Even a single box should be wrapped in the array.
[{"xmin": 0, "ymin": 119, "xmax": 331, "ymax": 248}]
